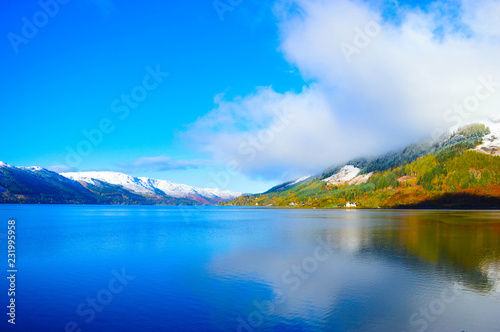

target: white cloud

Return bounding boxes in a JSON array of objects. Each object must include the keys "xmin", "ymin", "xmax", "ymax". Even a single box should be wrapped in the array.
[
  {"xmin": 462, "ymin": 0, "xmax": 500, "ymax": 38},
  {"xmin": 185, "ymin": 0, "xmax": 500, "ymax": 181},
  {"xmin": 184, "ymin": 86, "xmax": 381, "ymax": 180}
]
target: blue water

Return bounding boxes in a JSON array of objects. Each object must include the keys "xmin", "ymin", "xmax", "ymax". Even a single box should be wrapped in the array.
[{"xmin": 0, "ymin": 205, "xmax": 499, "ymax": 331}]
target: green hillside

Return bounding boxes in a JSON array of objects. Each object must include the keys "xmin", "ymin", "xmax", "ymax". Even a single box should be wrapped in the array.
[{"xmin": 224, "ymin": 124, "xmax": 500, "ymax": 209}]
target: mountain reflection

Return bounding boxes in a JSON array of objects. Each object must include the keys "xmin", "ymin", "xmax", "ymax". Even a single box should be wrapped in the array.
[
  {"xmin": 209, "ymin": 210, "xmax": 500, "ymax": 330},
  {"xmin": 321, "ymin": 211, "xmax": 500, "ymax": 293}
]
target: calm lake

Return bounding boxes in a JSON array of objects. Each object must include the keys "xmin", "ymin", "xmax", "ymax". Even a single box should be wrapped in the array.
[{"xmin": 0, "ymin": 205, "xmax": 499, "ymax": 331}]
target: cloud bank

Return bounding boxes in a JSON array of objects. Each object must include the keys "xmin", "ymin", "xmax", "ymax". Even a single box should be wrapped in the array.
[{"xmin": 185, "ymin": 0, "xmax": 500, "ymax": 181}]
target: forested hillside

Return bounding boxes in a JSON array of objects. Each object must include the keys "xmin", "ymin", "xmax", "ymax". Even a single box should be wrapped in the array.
[{"xmin": 225, "ymin": 124, "xmax": 500, "ymax": 209}]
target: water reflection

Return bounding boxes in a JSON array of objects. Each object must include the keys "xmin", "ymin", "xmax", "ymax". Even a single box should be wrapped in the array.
[
  {"xmin": 210, "ymin": 210, "xmax": 500, "ymax": 331},
  {"xmin": 3, "ymin": 206, "xmax": 499, "ymax": 331}
]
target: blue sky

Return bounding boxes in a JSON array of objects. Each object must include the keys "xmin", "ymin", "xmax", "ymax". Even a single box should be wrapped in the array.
[
  {"xmin": 2, "ymin": 0, "xmax": 498, "ymax": 193},
  {"xmin": 1, "ymin": 0, "xmax": 302, "ymax": 192}
]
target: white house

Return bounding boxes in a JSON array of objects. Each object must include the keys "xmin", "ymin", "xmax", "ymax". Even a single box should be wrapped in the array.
[{"xmin": 345, "ymin": 202, "xmax": 357, "ymax": 208}]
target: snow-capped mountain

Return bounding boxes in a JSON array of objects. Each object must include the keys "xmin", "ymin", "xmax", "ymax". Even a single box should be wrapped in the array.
[
  {"xmin": 475, "ymin": 120, "xmax": 500, "ymax": 156},
  {"xmin": 254, "ymin": 121, "xmax": 500, "ymax": 202},
  {"xmin": 289, "ymin": 175, "xmax": 312, "ymax": 186},
  {"xmin": 60, "ymin": 171, "xmax": 240, "ymax": 202},
  {"xmin": 322, "ymin": 166, "xmax": 373, "ymax": 186},
  {"xmin": 0, "ymin": 162, "xmax": 101, "ymax": 204},
  {"xmin": 0, "ymin": 163, "xmax": 240, "ymax": 205},
  {"xmin": 323, "ymin": 165, "xmax": 360, "ymax": 185}
]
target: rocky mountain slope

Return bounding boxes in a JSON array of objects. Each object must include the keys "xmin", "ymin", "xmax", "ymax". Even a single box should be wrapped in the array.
[{"xmin": 0, "ymin": 164, "xmax": 240, "ymax": 205}]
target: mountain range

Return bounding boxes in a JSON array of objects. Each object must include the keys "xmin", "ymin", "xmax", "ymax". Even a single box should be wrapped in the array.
[
  {"xmin": 0, "ymin": 164, "xmax": 240, "ymax": 205},
  {"xmin": 225, "ymin": 120, "xmax": 500, "ymax": 209},
  {"xmin": 2, "ymin": 121, "xmax": 500, "ymax": 208}
]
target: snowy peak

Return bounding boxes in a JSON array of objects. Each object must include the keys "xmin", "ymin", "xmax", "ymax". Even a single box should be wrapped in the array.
[
  {"xmin": 61, "ymin": 171, "xmax": 159, "ymax": 196},
  {"xmin": 60, "ymin": 171, "xmax": 241, "ymax": 202},
  {"xmin": 291, "ymin": 175, "xmax": 311, "ymax": 186},
  {"xmin": 322, "ymin": 165, "xmax": 373, "ymax": 186},
  {"xmin": 0, "ymin": 161, "xmax": 13, "ymax": 168},
  {"xmin": 1, "ymin": 162, "xmax": 52, "ymax": 174},
  {"xmin": 18, "ymin": 166, "xmax": 48, "ymax": 173},
  {"xmin": 475, "ymin": 121, "xmax": 500, "ymax": 156},
  {"xmin": 0, "ymin": 163, "xmax": 240, "ymax": 205},
  {"xmin": 323, "ymin": 165, "xmax": 361, "ymax": 185}
]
